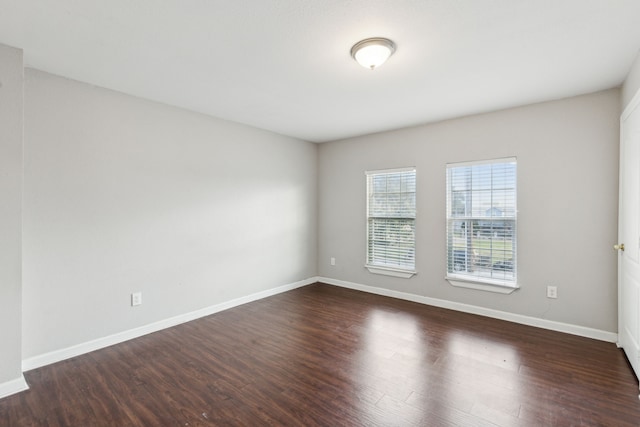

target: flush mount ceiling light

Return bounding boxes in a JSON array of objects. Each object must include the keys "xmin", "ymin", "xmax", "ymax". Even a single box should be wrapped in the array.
[{"xmin": 351, "ymin": 37, "xmax": 396, "ymax": 70}]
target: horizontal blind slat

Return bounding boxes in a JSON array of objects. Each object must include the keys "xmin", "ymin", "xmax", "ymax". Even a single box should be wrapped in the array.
[
  {"xmin": 367, "ymin": 169, "xmax": 416, "ymax": 270},
  {"xmin": 446, "ymin": 159, "xmax": 517, "ymax": 283}
]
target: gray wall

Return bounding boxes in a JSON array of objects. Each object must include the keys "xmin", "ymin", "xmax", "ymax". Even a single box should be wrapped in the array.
[
  {"xmin": 22, "ymin": 69, "xmax": 318, "ymax": 359},
  {"xmin": 318, "ymin": 89, "xmax": 620, "ymax": 333},
  {"xmin": 623, "ymin": 50, "xmax": 640, "ymax": 110},
  {"xmin": 0, "ymin": 44, "xmax": 23, "ymax": 386}
]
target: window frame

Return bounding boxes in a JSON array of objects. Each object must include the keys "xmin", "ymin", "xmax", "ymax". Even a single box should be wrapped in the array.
[
  {"xmin": 445, "ymin": 158, "xmax": 518, "ymax": 293},
  {"xmin": 365, "ymin": 167, "xmax": 417, "ymax": 278}
]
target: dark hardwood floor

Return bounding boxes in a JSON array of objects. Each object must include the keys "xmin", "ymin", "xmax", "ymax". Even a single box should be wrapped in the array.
[{"xmin": 2, "ymin": 282, "xmax": 639, "ymax": 426}]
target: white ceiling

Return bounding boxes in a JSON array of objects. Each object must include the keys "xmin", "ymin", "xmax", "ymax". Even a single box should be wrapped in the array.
[{"xmin": 1, "ymin": 0, "xmax": 640, "ymax": 142}]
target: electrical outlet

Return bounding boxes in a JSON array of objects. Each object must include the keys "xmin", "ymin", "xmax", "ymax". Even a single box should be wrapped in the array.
[
  {"xmin": 546, "ymin": 286, "xmax": 557, "ymax": 299},
  {"xmin": 330, "ymin": 257, "xmax": 336, "ymax": 266},
  {"xmin": 131, "ymin": 292, "xmax": 142, "ymax": 306}
]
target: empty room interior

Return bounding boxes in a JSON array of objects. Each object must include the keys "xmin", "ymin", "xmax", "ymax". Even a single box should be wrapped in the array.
[{"xmin": 3, "ymin": 1, "xmax": 640, "ymax": 425}]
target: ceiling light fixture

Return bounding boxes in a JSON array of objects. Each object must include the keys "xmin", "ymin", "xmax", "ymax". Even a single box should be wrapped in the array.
[{"xmin": 351, "ymin": 37, "xmax": 396, "ymax": 70}]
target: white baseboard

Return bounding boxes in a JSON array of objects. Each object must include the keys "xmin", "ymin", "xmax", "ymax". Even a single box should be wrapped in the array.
[
  {"xmin": 318, "ymin": 276, "xmax": 618, "ymax": 343},
  {"xmin": 22, "ymin": 277, "xmax": 317, "ymax": 372},
  {"xmin": 22, "ymin": 275, "xmax": 617, "ymax": 373},
  {"xmin": 0, "ymin": 375, "xmax": 29, "ymax": 399}
]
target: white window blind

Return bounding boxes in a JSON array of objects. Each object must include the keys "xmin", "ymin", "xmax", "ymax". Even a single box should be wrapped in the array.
[
  {"xmin": 366, "ymin": 168, "xmax": 416, "ymax": 272},
  {"xmin": 446, "ymin": 158, "xmax": 517, "ymax": 285}
]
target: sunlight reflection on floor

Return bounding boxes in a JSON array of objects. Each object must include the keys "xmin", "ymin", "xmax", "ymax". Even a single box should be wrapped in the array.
[
  {"xmin": 352, "ymin": 308, "xmax": 427, "ymax": 425},
  {"xmin": 349, "ymin": 308, "xmax": 524, "ymax": 425}
]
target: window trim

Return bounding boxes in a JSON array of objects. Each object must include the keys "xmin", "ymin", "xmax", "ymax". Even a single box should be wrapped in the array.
[
  {"xmin": 365, "ymin": 167, "xmax": 417, "ymax": 278},
  {"xmin": 366, "ymin": 265, "xmax": 416, "ymax": 278},
  {"xmin": 445, "ymin": 157, "xmax": 518, "ymax": 292},
  {"xmin": 446, "ymin": 276, "xmax": 520, "ymax": 294}
]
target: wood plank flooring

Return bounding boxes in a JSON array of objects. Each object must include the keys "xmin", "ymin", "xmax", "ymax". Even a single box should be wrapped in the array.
[{"xmin": 2, "ymin": 282, "xmax": 639, "ymax": 426}]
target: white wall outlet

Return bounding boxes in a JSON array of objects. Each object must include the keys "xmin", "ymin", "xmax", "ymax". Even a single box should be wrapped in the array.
[
  {"xmin": 546, "ymin": 286, "xmax": 557, "ymax": 299},
  {"xmin": 131, "ymin": 292, "xmax": 142, "ymax": 306},
  {"xmin": 330, "ymin": 257, "xmax": 336, "ymax": 266}
]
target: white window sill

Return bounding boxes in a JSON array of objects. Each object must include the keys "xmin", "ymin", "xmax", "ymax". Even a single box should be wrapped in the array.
[
  {"xmin": 446, "ymin": 275, "xmax": 519, "ymax": 294},
  {"xmin": 366, "ymin": 265, "xmax": 416, "ymax": 278}
]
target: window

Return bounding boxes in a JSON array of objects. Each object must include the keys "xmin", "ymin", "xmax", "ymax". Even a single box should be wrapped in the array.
[
  {"xmin": 366, "ymin": 168, "xmax": 416, "ymax": 278},
  {"xmin": 446, "ymin": 158, "xmax": 517, "ymax": 289}
]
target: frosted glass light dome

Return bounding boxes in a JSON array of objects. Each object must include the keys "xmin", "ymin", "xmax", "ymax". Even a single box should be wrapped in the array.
[{"xmin": 351, "ymin": 38, "xmax": 396, "ymax": 70}]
